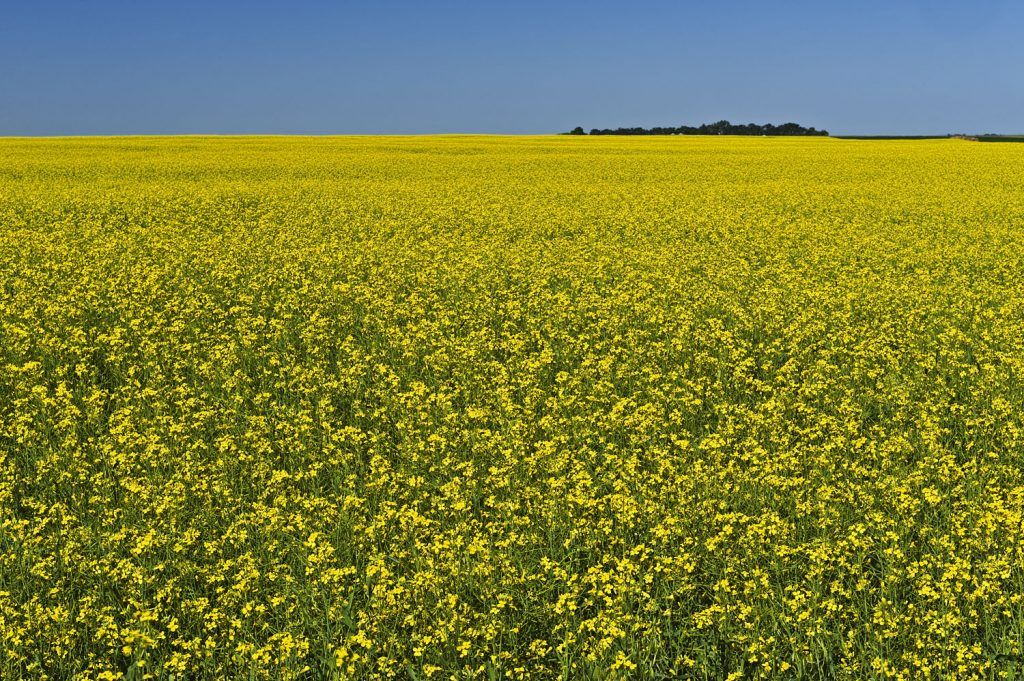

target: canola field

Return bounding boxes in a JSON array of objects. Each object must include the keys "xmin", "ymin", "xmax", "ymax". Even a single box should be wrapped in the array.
[{"xmin": 2, "ymin": 136, "xmax": 1024, "ymax": 680}]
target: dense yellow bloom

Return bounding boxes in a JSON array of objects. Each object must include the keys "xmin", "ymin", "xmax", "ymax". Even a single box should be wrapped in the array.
[{"xmin": 1, "ymin": 135, "xmax": 1024, "ymax": 678}]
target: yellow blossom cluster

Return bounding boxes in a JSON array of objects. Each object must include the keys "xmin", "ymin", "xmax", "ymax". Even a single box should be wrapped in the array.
[{"xmin": 2, "ymin": 135, "xmax": 1024, "ymax": 679}]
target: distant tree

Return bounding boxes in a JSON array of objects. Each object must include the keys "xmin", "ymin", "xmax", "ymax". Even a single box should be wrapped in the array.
[
  {"xmin": 580, "ymin": 121, "xmax": 828, "ymax": 136},
  {"xmin": 568, "ymin": 126, "xmax": 586, "ymax": 135}
]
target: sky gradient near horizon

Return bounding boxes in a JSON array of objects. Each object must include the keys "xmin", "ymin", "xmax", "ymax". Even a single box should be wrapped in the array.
[{"xmin": 2, "ymin": 0, "xmax": 1022, "ymax": 136}]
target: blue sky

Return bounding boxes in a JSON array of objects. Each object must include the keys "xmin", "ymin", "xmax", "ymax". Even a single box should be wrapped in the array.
[{"xmin": 2, "ymin": 0, "xmax": 1021, "ymax": 136}]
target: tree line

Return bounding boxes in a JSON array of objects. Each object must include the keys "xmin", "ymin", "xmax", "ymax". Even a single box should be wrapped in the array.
[{"xmin": 567, "ymin": 121, "xmax": 828, "ymax": 136}]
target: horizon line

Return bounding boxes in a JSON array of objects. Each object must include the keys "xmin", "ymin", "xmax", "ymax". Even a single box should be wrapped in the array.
[{"xmin": 1, "ymin": 132, "xmax": 1013, "ymax": 140}]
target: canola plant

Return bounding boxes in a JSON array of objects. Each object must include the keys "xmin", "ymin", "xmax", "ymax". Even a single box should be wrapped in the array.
[{"xmin": 2, "ymin": 136, "xmax": 1024, "ymax": 679}]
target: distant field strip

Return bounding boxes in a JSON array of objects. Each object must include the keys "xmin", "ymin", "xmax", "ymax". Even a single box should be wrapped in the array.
[{"xmin": 2, "ymin": 136, "xmax": 1024, "ymax": 679}]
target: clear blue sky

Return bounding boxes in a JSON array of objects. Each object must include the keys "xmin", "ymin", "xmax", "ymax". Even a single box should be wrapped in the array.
[{"xmin": 2, "ymin": 0, "xmax": 1021, "ymax": 136}]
